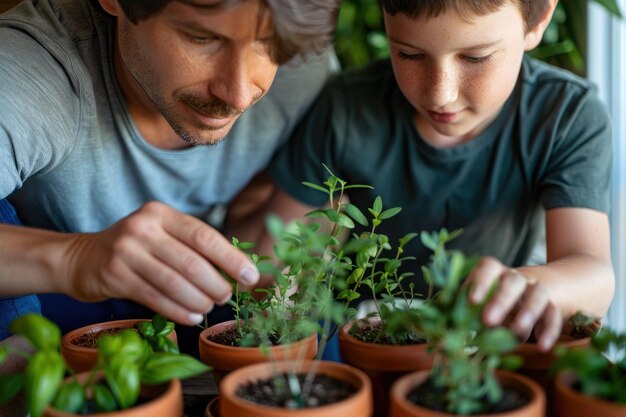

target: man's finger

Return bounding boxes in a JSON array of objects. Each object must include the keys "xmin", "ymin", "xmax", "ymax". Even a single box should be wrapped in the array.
[{"xmin": 153, "ymin": 203, "xmax": 260, "ymax": 286}]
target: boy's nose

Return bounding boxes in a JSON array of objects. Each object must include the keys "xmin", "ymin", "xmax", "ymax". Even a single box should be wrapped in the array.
[{"xmin": 426, "ymin": 65, "xmax": 459, "ymax": 108}]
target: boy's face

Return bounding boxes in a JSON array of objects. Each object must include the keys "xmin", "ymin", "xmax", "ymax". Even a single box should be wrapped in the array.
[
  {"xmin": 384, "ymin": 4, "xmax": 540, "ymax": 146},
  {"xmin": 105, "ymin": 0, "xmax": 278, "ymax": 148}
]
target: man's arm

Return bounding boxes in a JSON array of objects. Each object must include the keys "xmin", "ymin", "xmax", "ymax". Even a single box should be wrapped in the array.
[
  {"xmin": 468, "ymin": 207, "xmax": 614, "ymax": 350},
  {"xmin": 0, "ymin": 203, "xmax": 260, "ymax": 326}
]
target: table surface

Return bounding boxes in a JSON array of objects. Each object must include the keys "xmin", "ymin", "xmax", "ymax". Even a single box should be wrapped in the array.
[{"xmin": 183, "ymin": 371, "xmax": 219, "ymax": 417}]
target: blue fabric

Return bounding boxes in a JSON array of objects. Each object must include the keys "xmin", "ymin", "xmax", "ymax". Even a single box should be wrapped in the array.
[{"xmin": 0, "ymin": 199, "xmax": 41, "ymax": 341}]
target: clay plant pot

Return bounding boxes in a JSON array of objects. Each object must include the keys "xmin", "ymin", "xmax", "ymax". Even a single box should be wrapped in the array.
[
  {"xmin": 198, "ymin": 320, "xmax": 318, "ymax": 383},
  {"xmin": 42, "ymin": 374, "xmax": 183, "ymax": 417},
  {"xmin": 339, "ymin": 319, "xmax": 433, "ymax": 417},
  {"xmin": 390, "ymin": 370, "xmax": 545, "ymax": 417},
  {"xmin": 61, "ymin": 319, "xmax": 178, "ymax": 373},
  {"xmin": 553, "ymin": 371, "xmax": 626, "ymax": 417},
  {"xmin": 514, "ymin": 335, "xmax": 590, "ymax": 389},
  {"xmin": 219, "ymin": 360, "xmax": 373, "ymax": 417},
  {"xmin": 204, "ymin": 396, "xmax": 220, "ymax": 417}
]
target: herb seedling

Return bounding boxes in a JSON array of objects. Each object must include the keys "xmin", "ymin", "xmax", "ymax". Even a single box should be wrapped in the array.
[{"xmin": 0, "ymin": 313, "xmax": 209, "ymax": 416}]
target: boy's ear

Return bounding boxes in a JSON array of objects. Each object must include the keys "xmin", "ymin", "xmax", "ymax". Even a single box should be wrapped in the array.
[
  {"xmin": 523, "ymin": 0, "xmax": 559, "ymax": 51},
  {"xmin": 98, "ymin": 0, "xmax": 123, "ymax": 17}
]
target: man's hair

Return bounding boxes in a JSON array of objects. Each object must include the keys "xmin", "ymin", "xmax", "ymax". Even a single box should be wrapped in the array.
[
  {"xmin": 380, "ymin": 0, "xmax": 550, "ymax": 32},
  {"xmin": 115, "ymin": 0, "xmax": 340, "ymax": 64}
]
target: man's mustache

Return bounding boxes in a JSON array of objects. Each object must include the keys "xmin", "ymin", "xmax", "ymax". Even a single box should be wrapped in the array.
[{"xmin": 181, "ymin": 94, "xmax": 245, "ymax": 118}]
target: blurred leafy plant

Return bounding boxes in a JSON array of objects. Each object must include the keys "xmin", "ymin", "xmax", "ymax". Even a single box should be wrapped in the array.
[
  {"xmin": 0, "ymin": 314, "xmax": 209, "ymax": 417},
  {"xmin": 334, "ymin": 0, "xmax": 623, "ymax": 75},
  {"xmin": 552, "ymin": 326, "xmax": 626, "ymax": 403}
]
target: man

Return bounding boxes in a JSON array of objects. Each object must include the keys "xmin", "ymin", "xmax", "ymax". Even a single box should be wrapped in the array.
[{"xmin": 0, "ymin": 0, "xmax": 339, "ymax": 335}]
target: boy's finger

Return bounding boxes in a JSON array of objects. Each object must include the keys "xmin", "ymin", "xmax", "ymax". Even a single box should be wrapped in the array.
[
  {"xmin": 467, "ymin": 257, "xmax": 505, "ymax": 303},
  {"xmin": 482, "ymin": 270, "xmax": 527, "ymax": 325},
  {"xmin": 536, "ymin": 304, "xmax": 562, "ymax": 352},
  {"xmin": 511, "ymin": 281, "xmax": 549, "ymax": 337}
]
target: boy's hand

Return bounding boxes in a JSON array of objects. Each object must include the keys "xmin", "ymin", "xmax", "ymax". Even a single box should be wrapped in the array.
[
  {"xmin": 60, "ymin": 202, "xmax": 259, "ymax": 326},
  {"xmin": 466, "ymin": 257, "xmax": 562, "ymax": 352}
]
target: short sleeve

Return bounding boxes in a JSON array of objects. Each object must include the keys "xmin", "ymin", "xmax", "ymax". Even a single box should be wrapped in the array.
[{"xmin": 540, "ymin": 91, "xmax": 612, "ymax": 213}]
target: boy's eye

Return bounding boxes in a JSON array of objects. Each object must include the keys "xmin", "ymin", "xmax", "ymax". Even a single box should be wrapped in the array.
[
  {"xmin": 396, "ymin": 51, "xmax": 425, "ymax": 61},
  {"xmin": 462, "ymin": 54, "xmax": 493, "ymax": 64}
]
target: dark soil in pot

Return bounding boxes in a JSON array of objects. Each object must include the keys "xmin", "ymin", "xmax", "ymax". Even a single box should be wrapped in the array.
[
  {"xmin": 350, "ymin": 320, "xmax": 425, "ymax": 345},
  {"xmin": 72, "ymin": 326, "xmax": 139, "ymax": 348},
  {"xmin": 235, "ymin": 372, "xmax": 357, "ymax": 409},
  {"xmin": 408, "ymin": 377, "xmax": 529, "ymax": 414},
  {"xmin": 205, "ymin": 326, "xmax": 282, "ymax": 347}
]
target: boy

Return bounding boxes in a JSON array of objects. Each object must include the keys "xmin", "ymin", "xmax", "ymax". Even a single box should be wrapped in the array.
[{"xmin": 248, "ymin": 0, "xmax": 615, "ymax": 350}]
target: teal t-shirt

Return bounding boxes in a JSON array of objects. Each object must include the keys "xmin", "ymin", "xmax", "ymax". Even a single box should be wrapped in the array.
[{"xmin": 269, "ymin": 57, "xmax": 612, "ymax": 292}]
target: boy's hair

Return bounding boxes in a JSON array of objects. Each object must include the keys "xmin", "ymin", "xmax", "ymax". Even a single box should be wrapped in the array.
[
  {"xmin": 380, "ymin": 0, "xmax": 550, "ymax": 32},
  {"xmin": 115, "ymin": 0, "xmax": 340, "ymax": 64}
]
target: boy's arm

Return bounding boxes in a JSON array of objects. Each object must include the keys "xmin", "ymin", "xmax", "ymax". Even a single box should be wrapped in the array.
[
  {"xmin": 468, "ymin": 207, "xmax": 614, "ymax": 350},
  {"xmin": 225, "ymin": 172, "xmax": 315, "ymax": 286}
]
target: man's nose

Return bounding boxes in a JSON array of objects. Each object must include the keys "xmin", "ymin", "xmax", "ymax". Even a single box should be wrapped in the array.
[{"xmin": 209, "ymin": 49, "xmax": 260, "ymax": 112}]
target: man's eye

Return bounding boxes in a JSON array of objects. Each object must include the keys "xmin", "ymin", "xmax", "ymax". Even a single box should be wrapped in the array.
[
  {"xmin": 396, "ymin": 51, "xmax": 425, "ymax": 61},
  {"xmin": 463, "ymin": 54, "xmax": 493, "ymax": 64},
  {"xmin": 184, "ymin": 32, "xmax": 217, "ymax": 45}
]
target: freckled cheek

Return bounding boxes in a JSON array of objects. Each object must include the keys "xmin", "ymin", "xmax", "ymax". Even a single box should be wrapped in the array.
[
  {"xmin": 462, "ymin": 65, "xmax": 518, "ymax": 112},
  {"xmin": 394, "ymin": 66, "xmax": 424, "ymax": 109}
]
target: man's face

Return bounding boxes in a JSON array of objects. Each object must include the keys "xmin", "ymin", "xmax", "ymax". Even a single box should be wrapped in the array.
[
  {"xmin": 113, "ymin": 0, "xmax": 279, "ymax": 147},
  {"xmin": 384, "ymin": 4, "xmax": 538, "ymax": 147}
]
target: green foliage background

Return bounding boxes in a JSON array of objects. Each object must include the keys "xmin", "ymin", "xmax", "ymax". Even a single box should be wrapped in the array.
[{"xmin": 334, "ymin": 0, "xmax": 623, "ymax": 75}]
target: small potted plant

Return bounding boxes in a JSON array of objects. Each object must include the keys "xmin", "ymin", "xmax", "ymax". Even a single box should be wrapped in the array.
[
  {"xmin": 551, "ymin": 326, "xmax": 626, "ymax": 417},
  {"xmin": 389, "ymin": 231, "xmax": 546, "ymax": 417},
  {"xmin": 197, "ymin": 237, "xmax": 319, "ymax": 383},
  {"xmin": 338, "ymin": 213, "xmax": 437, "ymax": 416},
  {"xmin": 0, "ymin": 313, "xmax": 209, "ymax": 417},
  {"xmin": 61, "ymin": 314, "xmax": 179, "ymax": 373},
  {"xmin": 213, "ymin": 167, "xmax": 379, "ymax": 416}
]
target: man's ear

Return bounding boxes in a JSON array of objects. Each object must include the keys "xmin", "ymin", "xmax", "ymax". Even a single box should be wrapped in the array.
[
  {"xmin": 98, "ymin": 0, "xmax": 123, "ymax": 17},
  {"xmin": 523, "ymin": 0, "xmax": 559, "ymax": 51}
]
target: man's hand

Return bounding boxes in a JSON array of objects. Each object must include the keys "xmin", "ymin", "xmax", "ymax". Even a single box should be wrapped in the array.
[
  {"xmin": 61, "ymin": 202, "xmax": 259, "ymax": 325},
  {"xmin": 466, "ymin": 257, "xmax": 562, "ymax": 352}
]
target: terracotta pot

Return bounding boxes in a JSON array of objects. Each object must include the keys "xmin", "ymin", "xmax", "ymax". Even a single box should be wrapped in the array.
[
  {"xmin": 390, "ymin": 370, "xmax": 545, "ymax": 417},
  {"xmin": 514, "ymin": 335, "xmax": 589, "ymax": 385},
  {"xmin": 553, "ymin": 371, "xmax": 626, "ymax": 417},
  {"xmin": 61, "ymin": 319, "xmax": 178, "ymax": 373},
  {"xmin": 204, "ymin": 396, "xmax": 220, "ymax": 417},
  {"xmin": 43, "ymin": 375, "xmax": 183, "ymax": 417},
  {"xmin": 339, "ymin": 319, "xmax": 432, "ymax": 416},
  {"xmin": 219, "ymin": 360, "xmax": 373, "ymax": 417},
  {"xmin": 198, "ymin": 320, "xmax": 317, "ymax": 383}
]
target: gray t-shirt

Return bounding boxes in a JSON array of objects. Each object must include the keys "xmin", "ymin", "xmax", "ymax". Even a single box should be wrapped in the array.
[
  {"xmin": 269, "ymin": 58, "xmax": 612, "ymax": 292},
  {"xmin": 0, "ymin": 0, "xmax": 335, "ymax": 232}
]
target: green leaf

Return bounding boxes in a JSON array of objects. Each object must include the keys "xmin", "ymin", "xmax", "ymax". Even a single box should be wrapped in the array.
[
  {"xmin": 105, "ymin": 356, "xmax": 140, "ymax": 409},
  {"xmin": 93, "ymin": 383, "xmax": 117, "ymax": 412},
  {"xmin": 152, "ymin": 314, "xmax": 167, "ymax": 333},
  {"xmin": 140, "ymin": 353, "xmax": 210, "ymax": 385},
  {"xmin": 52, "ymin": 381, "xmax": 85, "ymax": 413},
  {"xmin": 344, "ymin": 203, "xmax": 368, "ymax": 226},
  {"xmin": 265, "ymin": 215, "xmax": 285, "ymax": 238},
  {"xmin": 302, "ymin": 181, "xmax": 329, "ymax": 194},
  {"xmin": 336, "ymin": 213, "xmax": 355, "ymax": 229},
  {"xmin": 25, "ymin": 351, "xmax": 65, "ymax": 417},
  {"xmin": 372, "ymin": 196, "xmax": 383, "ymax": 215},
  {"xmin": 379, "ymin": 207, "xmax": 401, "ymax": 220},
  {"xmin": 9, "ymin": 313, "xmax": 61, "ymax": 351},
  {"xmin": 0, "ymin": 373, "xmax": 23, "ymax": 405}
]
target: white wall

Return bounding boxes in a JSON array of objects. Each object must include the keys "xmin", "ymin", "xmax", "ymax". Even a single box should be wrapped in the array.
[{"xmin": 588, "ymin": 0, "xmax": 626, "ymax": 332}]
